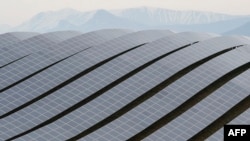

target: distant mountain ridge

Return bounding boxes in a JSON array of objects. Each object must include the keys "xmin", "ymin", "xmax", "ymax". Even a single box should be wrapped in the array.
[
  {"xmin": 110, "ymin": 7, "xmax": 240, "ymax": 25},
  {"xmin": 225, "ymin": 21, "xmax": 250, "ymax": 36},
  {"xmin": 0, "ymin": 24, "xmax": 12, "ymax": 33},
  {"xmin": 1, "ymin": 7, "xmax": 250, "ymax": 35}
]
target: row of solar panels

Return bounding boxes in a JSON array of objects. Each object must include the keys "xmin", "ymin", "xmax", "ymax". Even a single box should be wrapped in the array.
[{"xmin": 0, "ymin": 29, "xmax": 249, "ymax": 141}]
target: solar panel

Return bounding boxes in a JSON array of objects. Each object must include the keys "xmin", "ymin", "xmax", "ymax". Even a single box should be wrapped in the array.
[
  {"xmin": 0, "ymin": 32, "xmax": 39, "ymax": 48},
  {"xmin": 0, "ymin": 31, "xmax": 81, "ymax": 67},
  {"xmin": 7, "ymin": 32, "xmax": 40, "ymax": 40},
  {"xmin": 205, "ymin": 66, "xmax": 250, "ymax": 141},
  {"xmin": 144, "ymin": 61, "xmax": 250, "ymax": 141},
  {"xmin": 56, "ymin": 29, "xmax": 133, "ymax": 52},
  {"xmin": 41, "ymin": 31, "xmax": 82, "ymax": 43},
  {"xmin": 64, "ymin": 38, "xmax": 248, "ymax": 140},
  {"xmin": 0, "ymin": 38, "xmax": 53, "ymax": 66},
  {"xmin": 81, "ymin": 45, "xmax": 250, "ymax": 141},
  {"xmin": 206, "ymin": 107, "xmax": 250, "ymax": 141},
  {"xmin": 1, "ymin": 30, "xmax": 249, "ymax": 141},
  {"xmin": 0, "ymin": 29, "xmax": 131, "ymax": 91},
  {"xmin": 0, "ymin": 30, "xmax": 173, "ymax": 140},
  {"xmin": 4, "ymin": 34, "xmax": 217, "ymax": 141}
]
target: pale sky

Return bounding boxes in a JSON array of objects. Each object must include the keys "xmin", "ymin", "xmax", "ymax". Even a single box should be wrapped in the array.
[{"xmin": 1, "ymin": 0, "xmax": 250, "ymax": 26}]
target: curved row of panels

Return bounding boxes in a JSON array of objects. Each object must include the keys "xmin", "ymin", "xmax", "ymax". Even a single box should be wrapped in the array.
[{"xmin": 0, "ymin": 29, "xmax": 249, "ymax": 141}]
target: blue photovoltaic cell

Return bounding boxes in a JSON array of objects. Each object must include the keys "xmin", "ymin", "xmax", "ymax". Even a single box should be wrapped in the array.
[
  {"xmin": 0, "ymin": 31, "xmax": 79, "ymax": 55},
  {"xmin": 7, "ymin": 32, "xmax": 40, "ymax": 40},
  {"xmin": 0, "ymin": 34, "xmax": 21, "ymax": 48},
  {"xmin": 0, "ymin": 29, "xmax": 131, "ymax": 90},
  {"xmin": 67, "ymin": 39, "xmax": 249, "ymax": 141},
  {"xmin": 0, "ymin": 31, "xmax": 209, "ymax": 140},
  {"xmin": 0, "ymin": 30, "xmax": 174, "ymax": 140},
  {"xmin": 1, "ymin": 30, "xmax": 250, "ymax": 141},
  {"xmin": 55, "ymin": 29, "xmax": 133, "ymax": 52},
  {"xmin": 0, "ymin": 31, "xmax": 81, "ymax": 66},
  {"xmin": 0, "ymin": 29, "xmax": 130, "ymax": 91},
  {"xmin": 39, "ymin": 31, "xmax": 81, "ymax": 43},
  {"xmin": 0, "ymin": 39, "xmax": 52, "ymax": 66},
  {"xmin": 81, "ymin": 45, "xmax": 250, "ymax": 141},
  {"xmin": 0, "ymin": 32, "xmax": 39, "ymax": 48},
  {"xmin": 143, "ymin": 56, "xmax": 250, "ymax": 141},
  {"xmin": 0, "ymin": 32, "xmax": 40, "ymax": 67},
  {"xmin": 9, "ymin": 33, "xmax": 222, "ymax": 141},
  {"xmin": 206, "ymin": 107, "xmax": 250, "ymax": 141},
  {"xmin": 205, "ymin": 69, "xmax": 250, "ymax": 141}
]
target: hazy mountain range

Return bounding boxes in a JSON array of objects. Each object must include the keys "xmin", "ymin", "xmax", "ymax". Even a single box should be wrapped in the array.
[
  {"xmin": 225, "ymin": 21, "xmax": 250, "ymax": 35},
  {"xmin": 0, "ymin": 24, "xmax": 11, "ymax": 33},
  {"xmin": 1, "ymin": 7, "xmax": 250, "ymax": 35}
]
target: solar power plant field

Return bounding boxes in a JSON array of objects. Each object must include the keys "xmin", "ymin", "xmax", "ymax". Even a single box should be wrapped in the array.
[{"xmin": 0, "ymin": 29, "xmax": 249, "ymax": 141}]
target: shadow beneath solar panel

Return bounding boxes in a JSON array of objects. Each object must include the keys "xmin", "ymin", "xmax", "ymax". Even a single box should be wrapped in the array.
[
  {"xmin": 0, "ymin": 43, "xmax": 146, "ymax": 119},
  {"xmin": 6, "ymin": 42, "xmax": 195, "ymax": 140},
  {"xmin": 68, "ymin": 45, "xmax": 246, "ymax": 140},
  {"xmin": 128, "ymin": 62, "xmax": 250, "ymax": 141},
  {"xmin": 6, "ymin": 44, "xmax": 246, "ymax": 141},
  {"xmin": 189, "ymin": 68, "xmax": 250, "ymax": 141},
  {"xmin": 189, "ymin": 68, "xmax": 250, "ymax": 140},
  {"xmin": 0, "ymin": 47, "xmax": 91, "ymax": 93},
  {"xmin": 0, "ymin": 54, "xmax": 30, "ymax": 69},
  {"xmin": 1, "ymin": 43, "xmax": 146, "ymax": 121}
]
